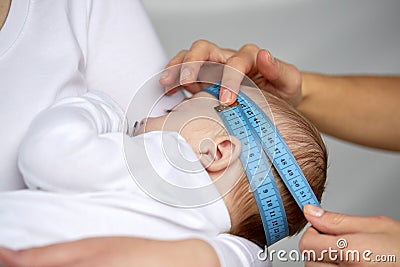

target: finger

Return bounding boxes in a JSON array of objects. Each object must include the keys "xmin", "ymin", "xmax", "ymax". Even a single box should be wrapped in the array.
[
  {"xmin": 300, "ymin": 227, "xmax": 376, "ymax": 265},
  {"xmin": 179, "ymin": 62, "xmax": 203, "ymax": 94},
  {"xmin": 304, "ymin": 204, "xmax": 390, "ymax": 235},
  {"xmin": 164, "ymin": 86, "xmax": 181, "ymax": 96},
  {"xmin": 186, "ymin": 40, "xmax": 229, "ymax": 63},
  {"xmin": 180, "ymin": 62, "xmax": 203, "ymax": 85},
  {"xmin": 180, "ymin": 40, "xmax": 229, "ymax": 93},
  {"xmin": 180, "ymin": 40, "xmax": 223, "ymax": 84},
  {"xmin": 181, "ymin": 82, "xmax": 202, "ymax": 95},
  {"xmin": 256, "ymin": 49, "xmax": 299, "ymax": 87},
  {"xmin": 160, "ymin": 50, "xmax": 187, "ymax": 89},
  {"xmin": 220, "ymin": 44, "xmax": 260, "ymax": 105}
]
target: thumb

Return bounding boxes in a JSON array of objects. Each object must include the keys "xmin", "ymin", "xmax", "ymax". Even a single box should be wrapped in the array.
[
  {"xmin": 255, "ymin": 49, "xmax": 278, "ymax": 81},
  {"xmin": 303, "ymin": 204, "xmax": 381, "ymax": 235},
  {"xmin": 256, "ymin": 50, "xmax": 302, "ymax": 106},
  {"xmin": 256, "ymin": 50, "xmax": 300, "ymax": 88}
]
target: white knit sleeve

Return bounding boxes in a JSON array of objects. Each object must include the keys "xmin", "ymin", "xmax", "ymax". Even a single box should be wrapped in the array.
[
  {"xmin": 205, "ymin": 234, "xmax": 271, "ymax": 267},
  {"xmin": 18, "ymin": 91, "xmax": 133, "ymax": 192}
]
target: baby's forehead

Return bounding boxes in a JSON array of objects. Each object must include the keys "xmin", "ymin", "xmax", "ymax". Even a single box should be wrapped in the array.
[
  {"xmin": 178, "ymin": 92, "xmax": 223, "ymax": 119},
  {"xmin": 183, "ymin": 91, "xmax": 220, "ymax": 109}
]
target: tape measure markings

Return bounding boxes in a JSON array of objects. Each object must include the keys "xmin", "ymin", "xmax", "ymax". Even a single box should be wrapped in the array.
[
  {"xmin": 211, "ymin": 86, "xmax": 289, "ymax": 245},
  {"xmin": 233, "ymin": 87, "xmax": 320, "ymax": 209},
  {"xmin": 204, "ymin": 83, "xmax": 321, "ymax": 245}
]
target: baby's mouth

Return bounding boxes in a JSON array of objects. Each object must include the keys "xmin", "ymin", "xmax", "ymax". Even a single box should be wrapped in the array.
[{"xmin": 132, "ymin": 119, "xmax": 147, "ymax": 136}]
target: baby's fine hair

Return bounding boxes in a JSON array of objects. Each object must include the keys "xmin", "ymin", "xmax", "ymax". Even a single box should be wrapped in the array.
[{"xmin": 228, "ymin": 89, "xmax": 328, "ymax": 247}]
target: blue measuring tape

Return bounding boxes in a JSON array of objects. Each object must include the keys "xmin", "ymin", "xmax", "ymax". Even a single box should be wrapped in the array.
[{"xmin": 203, "ymin": 83, "xmax": 320, "ymax": 246}]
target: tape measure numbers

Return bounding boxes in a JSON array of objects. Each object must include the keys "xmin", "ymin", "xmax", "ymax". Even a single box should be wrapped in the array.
[{"xmin": 203, "ymin": 83, "xmax": 320, "ymax": 246}]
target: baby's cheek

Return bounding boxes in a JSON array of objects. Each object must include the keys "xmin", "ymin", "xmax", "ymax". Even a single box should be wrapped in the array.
[{"xmin": 143, "ymin": 117, "xmax": 165, "ymax": 133}]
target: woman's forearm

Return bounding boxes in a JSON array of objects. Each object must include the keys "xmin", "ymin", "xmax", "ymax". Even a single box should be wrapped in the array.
[
  {"xmin": 159, "ymin": 239, "xmax": 221, "ymax": 267},
  {"xmin": 0, "ymin": 237, "xmax": 221, "ymax": 267},
  {"xmin": 298, "ymin": 73, "xmax": 400, "ymax": 151}
]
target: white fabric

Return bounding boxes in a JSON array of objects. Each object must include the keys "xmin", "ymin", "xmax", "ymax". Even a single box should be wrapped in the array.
[
  {"xmin": 12, "ymin": 91, "xmax": 269, "ymax": 266},
  {"xmin": 207, "ymin": 234, "xmax": 269, "ymax": 267},
  {"xmin": 0, "ymin": 0, "xmax": 168, "ymax": 190},
  {"xmin": 1, "ymin": 92, "xmax": 229, "ymax": 246},
  {"xmin": 0, "ymin": 1, "xmax": 268, "ymax": 265},
  {"xmin": 1, "ymin": 92, "xmax": 231, "ymax": 249}
]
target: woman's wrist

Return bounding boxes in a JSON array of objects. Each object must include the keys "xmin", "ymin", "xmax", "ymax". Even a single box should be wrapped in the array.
[
  {"xmin": 299, "ymin": 72, "xmax": 324, "ymax": 104},
  {"xmin": 298, "ymin": 72, "xmax": 319, "ymax": 114}
]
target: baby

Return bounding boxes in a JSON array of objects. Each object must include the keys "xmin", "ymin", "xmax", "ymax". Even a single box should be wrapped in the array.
[
  {"xmin": 0, "ymin": 85, "xmax": 327, "ymax": 252},
  {"xmin": 133, "ymin": 85, "xmax": 328, "ymax": 247}
]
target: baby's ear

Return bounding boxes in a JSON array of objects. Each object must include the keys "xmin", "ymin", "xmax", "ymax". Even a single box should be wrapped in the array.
[{"xmin": 199, "ymin": 135, "xmax": 241, "ymax": 172}]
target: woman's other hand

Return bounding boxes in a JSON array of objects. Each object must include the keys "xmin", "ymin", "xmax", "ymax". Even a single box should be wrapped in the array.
[{"xmin": 300, "ymin": 204, "xmax": 400, "ymax": 266}]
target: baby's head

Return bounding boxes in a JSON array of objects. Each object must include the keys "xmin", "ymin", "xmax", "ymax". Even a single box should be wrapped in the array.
[{"xmin": 135, "ymin": 86, "xmax": 327, "ymax": 247}]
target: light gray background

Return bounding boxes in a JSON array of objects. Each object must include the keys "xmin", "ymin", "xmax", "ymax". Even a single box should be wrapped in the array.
[{"xmin": 142, "ymin": 0, "xmax": 400, "ymax": 266}]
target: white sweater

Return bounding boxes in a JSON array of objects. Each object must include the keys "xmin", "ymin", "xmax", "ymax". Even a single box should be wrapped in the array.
[
  {"xmin": 1, "ymin": 92, "xmax": 232, "ymax": 247},
  {"xmin": 0, "ymin": 0, "xmax": 167, "ymax": 190},
  {"xmin": 0, "ymin": 1, "xmax": 269, "ymax": 265},
  {"xmin": 1, "ymin": 91, "xmax": 269, "ymax": 267}
]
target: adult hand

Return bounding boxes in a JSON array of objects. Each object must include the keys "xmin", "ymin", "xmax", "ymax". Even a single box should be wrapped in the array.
[
  {"xmin": 300, "ymin": 204, "xmax": 400, "ymax": 266},
  {"xmin": 0, "ymin": 237, "xmax": 219, "ymax": 267},
  {"xmin": 159, "ymin": 40, "xmax": 302, "ymax": 106}
]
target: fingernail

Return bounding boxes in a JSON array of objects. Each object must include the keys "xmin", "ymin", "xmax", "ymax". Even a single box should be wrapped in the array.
[
  {"xmin": 180, "ymin": 67, "xmax": 192, "ymax": 83},
  {"xmin": 304, "ymin": 204, "xmax": 324, "ymax": 217},
  {"xmin": 160, "ymin": 70, "xmax": 169, "ymax": 80},
  {"xmin": 266, "ymin": 50, "xmax": 276, "ymax": 64},
  {"xmin": 220, "ymin": 90, "xmax": 232, "ymax": 105},
  {"xmin": 165, "ymin": 88, "xmax": 177, "ymax": 95}
]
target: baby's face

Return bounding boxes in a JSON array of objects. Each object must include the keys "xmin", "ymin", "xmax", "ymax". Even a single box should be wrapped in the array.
[
  {"xmin": 134, "ymin": 91, "xmax": 225, "ymax": 148},
  {"xmin": 133, "ymin": 90, "xmax": 249, "ymax": 214}
]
